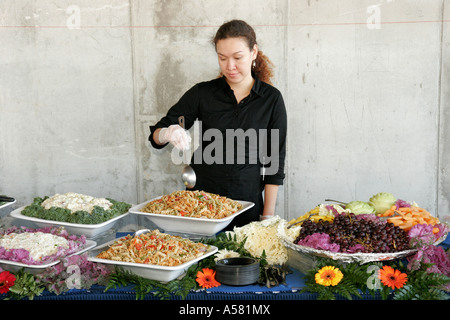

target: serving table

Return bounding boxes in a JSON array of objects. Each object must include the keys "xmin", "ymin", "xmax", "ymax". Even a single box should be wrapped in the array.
[
  {"xmin": 1, "ymin": 203, "xmax": 449, "ymax": 303},
  {"xmin": 10, "ymin": 233, "xmax": 450, "ymax": 301}
]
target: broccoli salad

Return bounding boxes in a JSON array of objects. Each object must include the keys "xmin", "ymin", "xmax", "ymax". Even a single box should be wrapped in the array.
[{"xmin": 21, "ymin": 192, "xmax": 132, "ymax": 225}]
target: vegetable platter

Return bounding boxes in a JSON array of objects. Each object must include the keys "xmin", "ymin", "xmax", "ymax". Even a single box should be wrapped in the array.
[{"xmin": 129, "ymin": 190, "xmax": 255, "ymax": 236}]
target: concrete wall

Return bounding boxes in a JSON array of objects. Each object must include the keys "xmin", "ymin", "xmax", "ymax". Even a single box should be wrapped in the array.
[{"xmin": 1, "ymin": 0, "xmax": 449, "ymax": 227}]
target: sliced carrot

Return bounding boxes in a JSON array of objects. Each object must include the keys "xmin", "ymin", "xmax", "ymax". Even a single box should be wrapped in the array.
[
  {"xmin": 381, "ymin": 211, "xmax": 393, "ymax": 217},
  {"xmin": 416, "ymin": 217, "xmax": 426, "ymax": 224},
  {"xmin": 380, "ymin": 206, "xmax": 397, "ymax": 217},
  {"xmin": 383, "ymin": 205, "xmax": 439, "ymax": 232},
  {"xmin": 388, "ymin": 217, "xmax": 404, "ymax": 225},
  {"xmin": 399, "ymin": 221, "xmax": 415, "ymax": 231}
]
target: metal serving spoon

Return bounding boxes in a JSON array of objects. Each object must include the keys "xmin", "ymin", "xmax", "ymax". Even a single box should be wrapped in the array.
[
  {"xmin": 287, "ymin": 212, "xmax": 315, "ymax": 229},
  {"xmin": 133, "ymin": 229, "xmax": 151, "ymax": 237},
  {"xmin": 178, "ymin": 116, "xmax": 196, "ymax": 189}
]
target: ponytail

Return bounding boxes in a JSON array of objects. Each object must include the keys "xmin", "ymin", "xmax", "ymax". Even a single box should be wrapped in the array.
[{"xmin": 253, "ymin": 51, "xmax": 274, "ymax": 85}]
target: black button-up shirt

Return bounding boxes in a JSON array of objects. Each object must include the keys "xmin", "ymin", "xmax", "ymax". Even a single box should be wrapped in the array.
[{"xmin": 149, "ymin": 74, "xmax": 287, "ymax": 204}]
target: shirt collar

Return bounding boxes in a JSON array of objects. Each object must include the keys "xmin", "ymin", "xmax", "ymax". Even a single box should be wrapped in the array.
[
  {"xmin": 219, "ymin": 71, "xmax": 264, "ymax": 98},
  {"xmin": 251, "ymin": 72, "xmax": 264, "ymax": 97}
]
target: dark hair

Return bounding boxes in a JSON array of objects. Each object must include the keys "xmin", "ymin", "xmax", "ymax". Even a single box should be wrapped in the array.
[{"xmin": 213, "ymin": 20, "xmax": 274, "ymax": 84}]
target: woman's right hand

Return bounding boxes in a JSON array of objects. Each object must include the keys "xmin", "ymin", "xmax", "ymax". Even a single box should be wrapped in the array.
[{"xmin": 158, "ymin": 125, "xmax": 191, "ymax": 150}]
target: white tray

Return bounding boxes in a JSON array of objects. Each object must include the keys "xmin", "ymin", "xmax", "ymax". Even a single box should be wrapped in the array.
[
  {"xmin": 129, "ymin": 198, "xmax": 254, "ymax": 236},
  {"xmin": 10, "ymin": 206, "xmax": 130, "ymax": 238},
  {"xmin": 0, "ymin": 239, "xmax": 96, "ymax": 275},
  {"xmin": 88, "ymin": 238, "xmax": 217, "ymax": 282},
  {"xmin": 0, "ymin": 199, "xmax": 16, "ymax": 210}
]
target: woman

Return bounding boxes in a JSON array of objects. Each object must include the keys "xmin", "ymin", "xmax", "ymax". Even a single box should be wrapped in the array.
[{"xmin": 149, "ymin": 20, "xmax": 287, "ymax": 229}]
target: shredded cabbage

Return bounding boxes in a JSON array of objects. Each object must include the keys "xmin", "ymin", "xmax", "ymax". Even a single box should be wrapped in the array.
[{"xmin": 233, "ymin": 216, "xmax": 288, "ymax": 265}]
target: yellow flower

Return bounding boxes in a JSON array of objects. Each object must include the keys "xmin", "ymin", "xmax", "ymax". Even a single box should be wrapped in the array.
[{"xmin": 315, "ymin": 266, "xmax": 344, "ymax": 286}]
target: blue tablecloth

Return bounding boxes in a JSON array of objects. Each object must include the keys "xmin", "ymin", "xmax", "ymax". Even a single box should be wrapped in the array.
[{"xmin": 19, "ymin": 268, "xmax": 315, "ymax": 301}]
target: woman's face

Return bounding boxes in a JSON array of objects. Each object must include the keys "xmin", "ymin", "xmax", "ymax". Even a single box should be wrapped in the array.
[{"xmin": 216, "ymin": 37, "xmax": 257, "ymax": 86}]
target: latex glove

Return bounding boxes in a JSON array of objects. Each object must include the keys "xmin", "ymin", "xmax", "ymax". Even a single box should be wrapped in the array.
[{"xmin": 159, "ymin": 125, "xmax": 191, "ymax": 150}]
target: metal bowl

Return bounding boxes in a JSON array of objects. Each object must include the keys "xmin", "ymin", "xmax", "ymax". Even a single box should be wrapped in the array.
[{"xmin": 215, "ymin": 257, "xmax": 260, "ymax": 286}]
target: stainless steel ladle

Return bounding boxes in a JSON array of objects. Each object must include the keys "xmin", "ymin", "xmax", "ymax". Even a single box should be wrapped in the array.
[
  {"xmin": 178, "ymin": 116, "xmax": 196, "ymax": 189},
  {"xmin": 133, "ymin": 229, "xmax": 151, "ymax": 237}
]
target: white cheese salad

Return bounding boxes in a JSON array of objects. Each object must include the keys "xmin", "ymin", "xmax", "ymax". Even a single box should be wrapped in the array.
[
  {"xmin": 0, "ymin": 232, "xmax": 69, "ymax": 261},
  {"xmin": 41, "ymin": 192, "xmax": 112, "ymax": 214}
]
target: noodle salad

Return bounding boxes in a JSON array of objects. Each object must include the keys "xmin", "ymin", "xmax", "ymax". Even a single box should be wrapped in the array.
[
  {"xmin": 140, "ymin": 190, "xmax": 243, "ymax": 219},
  {"xmin": 96, "ymin": 230, "xmax": 208, "ymax": 267}
]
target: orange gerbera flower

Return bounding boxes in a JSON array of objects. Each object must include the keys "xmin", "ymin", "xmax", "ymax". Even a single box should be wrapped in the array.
[
  {"xmin": 196, "ymin": 268, "xmax": 221, "ymax": 289},
  {"xmin": 378, "ymin": 265, "xmax": 407, "ymax": 290}
]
